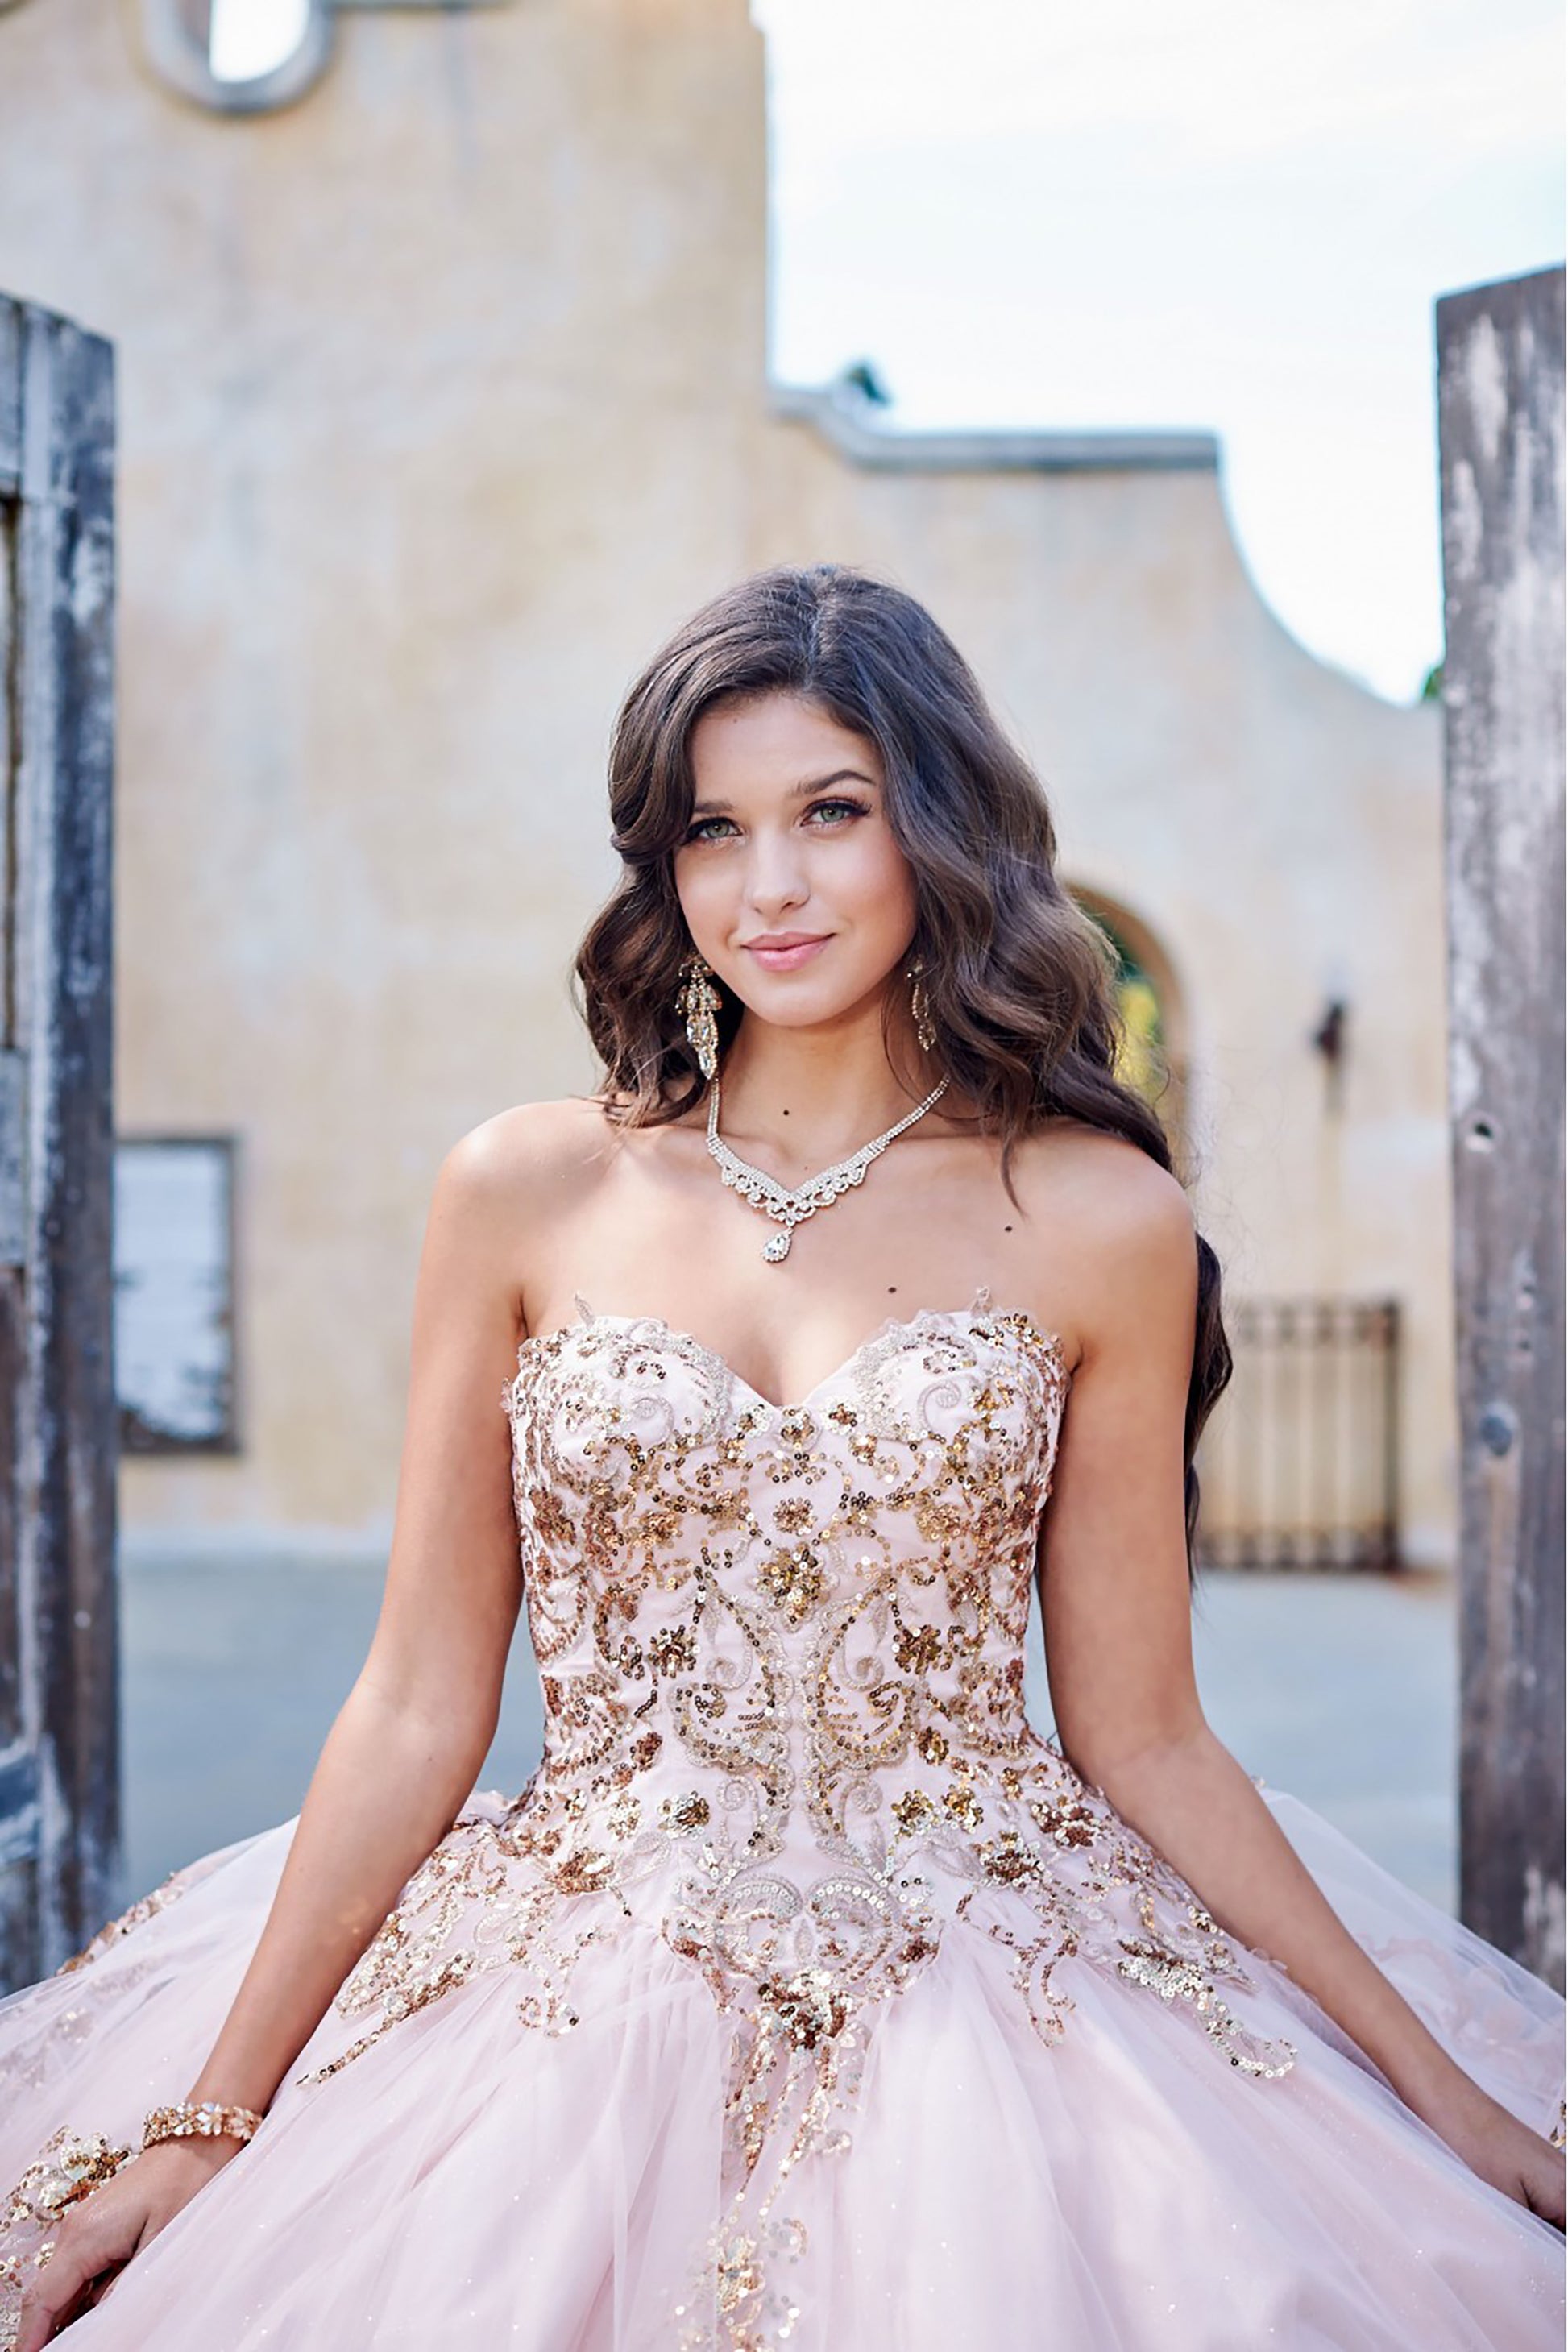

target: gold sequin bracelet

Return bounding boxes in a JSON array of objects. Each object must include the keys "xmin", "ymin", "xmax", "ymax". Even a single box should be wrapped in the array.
[{"xmin": 141, "ymin": 2100, "xmax": 264, "ymax": 2152}]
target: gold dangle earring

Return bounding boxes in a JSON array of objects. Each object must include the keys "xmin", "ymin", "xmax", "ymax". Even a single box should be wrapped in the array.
[
  {"xmin": 907, "ymin": 956, "xmax": 937, "ymax": 1054},
  {"xmin": 677, "ymin": 953, "xmax": 722, "ymax": 1081}
]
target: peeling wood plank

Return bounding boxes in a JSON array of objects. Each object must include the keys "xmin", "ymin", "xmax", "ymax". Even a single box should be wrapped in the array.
[
  {"xmin": 0, "ymin": 294, "xmax": 118, "ymax": 1989},
  {"xmin": 0, "ymin": 304, "xmax": 19, "ymax": 497},
  {"xmin": 1437, "ymin": 264, "xmax": 1566, "ymax": 1991}
]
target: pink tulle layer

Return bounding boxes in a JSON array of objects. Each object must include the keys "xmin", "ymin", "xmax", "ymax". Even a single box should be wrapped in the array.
[{"xmin": 0, "ymin": 1783, "xmax": 1562, "ymax": 2350}]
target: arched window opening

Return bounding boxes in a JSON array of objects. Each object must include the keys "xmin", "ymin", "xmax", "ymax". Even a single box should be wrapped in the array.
[
  {"xmin": 139, "ymin": 0, "xmax": 334, "ymax": 114},
  {"xmin": 209, "ymin": 0, "xmax": 312, "ymax": 81}
]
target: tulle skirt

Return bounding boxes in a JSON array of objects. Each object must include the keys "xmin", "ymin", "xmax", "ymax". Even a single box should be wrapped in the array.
[{"xmin": 0, "ymin": 1784, "xmax": 1562, "ymax": 2350}]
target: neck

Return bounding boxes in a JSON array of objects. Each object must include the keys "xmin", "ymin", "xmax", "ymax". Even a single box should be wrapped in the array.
[{"xmin": 713, "ymin": 998, "xmax": 938, "ymax": 1164}]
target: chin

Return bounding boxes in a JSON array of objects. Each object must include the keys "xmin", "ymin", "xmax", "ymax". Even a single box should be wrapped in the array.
[{"xmin": 753, "ymin": 986, "xmax": 885, "ymax": 1034}]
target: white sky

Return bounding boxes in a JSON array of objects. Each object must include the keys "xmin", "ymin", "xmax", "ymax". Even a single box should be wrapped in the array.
[
  {"xmin": 213, "ymin": 0, "xmax": 1562, "ymax": 703},
  {"xmin": 751, "ymin": 0, "xmax": 1565, "ymax": 703}
]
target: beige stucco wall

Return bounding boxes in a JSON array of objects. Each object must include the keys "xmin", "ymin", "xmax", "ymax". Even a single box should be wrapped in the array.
[
  {"xmin": 744, "ymin": 429, "xmax": 1454, "ymax": 1560},
  {"xmin": 0, "ymin": 0, "xmax": 1456, "ymax": 1562}
]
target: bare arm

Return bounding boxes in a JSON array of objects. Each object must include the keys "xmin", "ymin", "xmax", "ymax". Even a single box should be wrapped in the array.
[
  {"xmin": 19, "ymin": 1118, "xmax": 533, "ymax": 2345},
  {"xmin": 180, "ymin": 1129, "xmax": 526, "ymax": 2113},
  {"xmin": 1037, "ymin": 1163, "xmax": 1564, "ymax": 2227}
]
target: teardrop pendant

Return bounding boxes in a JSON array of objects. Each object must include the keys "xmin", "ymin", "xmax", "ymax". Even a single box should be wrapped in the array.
[{"xmin": 762, "ymin": 1230, "xmax": 793, "ymax": 1263}]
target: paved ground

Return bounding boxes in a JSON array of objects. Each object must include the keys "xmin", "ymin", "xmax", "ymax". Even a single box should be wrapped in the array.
[{"xmin": 118, "ymin": 1553, "xmax": 1458, "ymax": 1915}]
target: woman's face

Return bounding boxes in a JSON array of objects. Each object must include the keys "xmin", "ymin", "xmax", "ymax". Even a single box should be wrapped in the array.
[{"xmin": 673, "ymin": 691, "xmax": 919, "ymax": 1036}]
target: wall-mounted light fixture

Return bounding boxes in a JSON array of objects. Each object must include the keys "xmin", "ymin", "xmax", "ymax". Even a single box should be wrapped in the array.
[{"xmin": 1310, "ymin": 993, "xmax": 1350, "ymax": 1112}]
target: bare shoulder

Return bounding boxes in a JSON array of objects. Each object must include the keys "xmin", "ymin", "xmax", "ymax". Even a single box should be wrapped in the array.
[
  {"xmin": 1004, "ymin": 1123, "xmax": 1197, "ymax": 1349},
  {"xmin": 1008, "ymin": 1122, "xmax": 1192, "ymax": 1245},
  {"xmin": 433, "ymin": 1097, "xmax": 619, "ymax": 1222}
]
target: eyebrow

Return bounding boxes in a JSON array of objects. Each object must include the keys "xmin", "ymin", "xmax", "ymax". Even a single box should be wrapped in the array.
[{"xmin": 690, "ymin": 768, "xmax": 879, "ymax": 816}]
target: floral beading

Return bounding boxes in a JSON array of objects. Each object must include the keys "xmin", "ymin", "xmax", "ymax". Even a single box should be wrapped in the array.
[{"xmin": 291, "ymin": 1300, "xmax": 1293, "ymax": 2350}]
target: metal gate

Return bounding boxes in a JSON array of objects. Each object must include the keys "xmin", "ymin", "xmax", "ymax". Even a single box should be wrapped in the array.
[
  {"xmin": 1193, "ymin": 1296, "xmax": 1401, "ymax": 1571},
  {"xmin": 0, "ymin": 293, "xmax": 118, "ymax": 1992}
]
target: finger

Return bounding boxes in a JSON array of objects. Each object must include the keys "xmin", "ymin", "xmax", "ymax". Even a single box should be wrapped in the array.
[
  {"xmin": 1523, "ymin": 2164, "xmax": 1566, "ymax": 2231},
  {"xmin": 85, "ymin": 2257, "xmax": 130, "ymax": 2308},
  {"xmin": 15, "ymin": 2272, "xmax": 83, "ymax": 2352},
  {"xmin": 15, "ymin": 2274, "xmax": 94, "ymax": 2352},
  {"xmin": 15, "ymin": 2233, "xmax": 114, "ymax": 2350}
]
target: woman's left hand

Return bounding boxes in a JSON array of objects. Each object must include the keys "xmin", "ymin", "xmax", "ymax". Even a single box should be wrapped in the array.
[{"xmin": 1418, "ymin": 2076, "xmax": 1566, "ymax": 2229}]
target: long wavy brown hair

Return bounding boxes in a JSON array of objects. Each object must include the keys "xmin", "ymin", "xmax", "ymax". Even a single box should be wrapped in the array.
[{"xmin": 575, "ymin": 563, "xmax": 1231, "ymax": 1569}]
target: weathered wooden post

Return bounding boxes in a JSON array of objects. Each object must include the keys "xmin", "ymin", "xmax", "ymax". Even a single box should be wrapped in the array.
[
  {"xmin": 0, "ymin": 293, "xmax": 118, "ymax": 1991},
  {"xmin": 1436, "ymin": 263, "xmax": 1566, "ymax": 1989}
]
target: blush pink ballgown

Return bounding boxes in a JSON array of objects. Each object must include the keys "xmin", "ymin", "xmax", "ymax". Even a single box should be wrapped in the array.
[{"xmin": 0, "ymin": 1301, "xmax": 1562, "ymax": 2350}]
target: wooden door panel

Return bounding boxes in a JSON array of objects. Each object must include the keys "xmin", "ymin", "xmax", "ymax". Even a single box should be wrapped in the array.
[{"xmin": 0, "ymin": 293, "xmax": 117, "ymax": 1991}]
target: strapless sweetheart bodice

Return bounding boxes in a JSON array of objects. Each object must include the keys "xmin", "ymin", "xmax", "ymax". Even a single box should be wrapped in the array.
[
  {"xmin": 511, "ymin": 1300, "xmax": 1067, "ymax": 1869},
  {"xmin": 312, "ymin": 1300, "xmax": 1293, "ymax": 2099}
]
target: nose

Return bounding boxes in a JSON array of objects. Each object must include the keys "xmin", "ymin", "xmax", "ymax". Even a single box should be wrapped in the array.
[{"xmin": 741, "ymin": 825, "xmax": 809, "ymax": 921}]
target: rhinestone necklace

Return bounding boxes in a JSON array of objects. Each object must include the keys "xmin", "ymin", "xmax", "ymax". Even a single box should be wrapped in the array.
[{"xmin": 705, "ymin": 1074, "xmax": 951, "ymax": 1262}]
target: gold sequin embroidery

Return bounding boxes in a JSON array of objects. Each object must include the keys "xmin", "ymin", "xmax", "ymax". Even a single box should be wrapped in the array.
[{"xmin": 273, "ymin": 1304, "xmax": 1295, "ymax": 2346}]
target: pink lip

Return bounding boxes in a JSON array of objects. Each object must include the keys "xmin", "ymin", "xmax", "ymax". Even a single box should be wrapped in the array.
[{"xmin": 742, "ymin": 933, "xmax": 832, "ymax": 973}]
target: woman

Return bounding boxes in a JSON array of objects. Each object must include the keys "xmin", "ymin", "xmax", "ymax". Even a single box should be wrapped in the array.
[{"xmin": 1, "ymin": 564, "xmax": 1562, "ymax": 2350}]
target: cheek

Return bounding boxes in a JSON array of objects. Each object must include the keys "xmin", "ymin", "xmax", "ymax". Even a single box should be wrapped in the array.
[
  {"xmin": 836, "ymin": 827, "xmax": 918, "ymax": 936},
  {"xmin": 672, "ymin": 852, "xmax": 728, "ymax": 948}
]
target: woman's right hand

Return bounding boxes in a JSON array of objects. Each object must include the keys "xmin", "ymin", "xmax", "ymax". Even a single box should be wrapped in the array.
[
  {"xmin": 14, "ymin": 2137, "xmax": 243, "ymax": 2349},
  {"xmin": 12, "ymin": 1127, "xmax": 531, "ymax": 2348}
]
